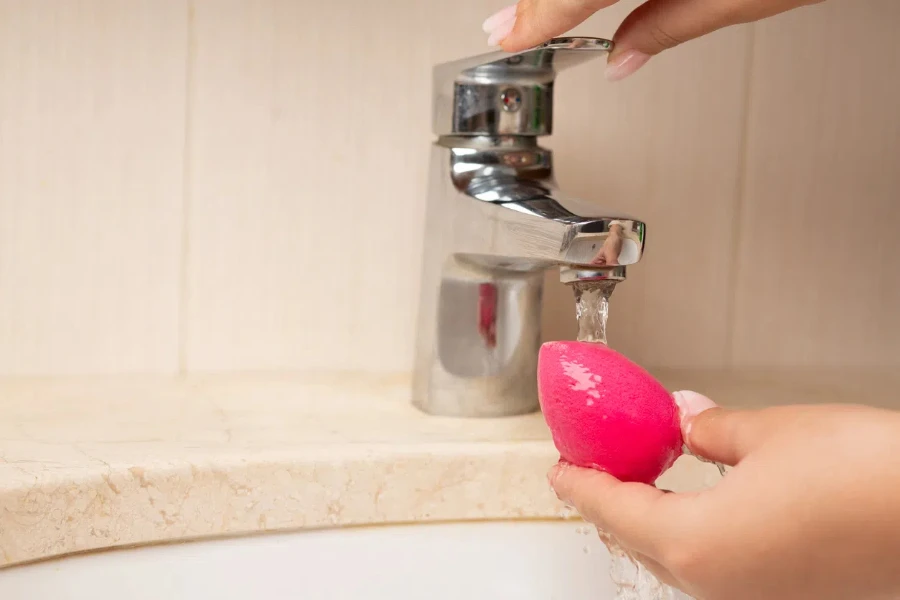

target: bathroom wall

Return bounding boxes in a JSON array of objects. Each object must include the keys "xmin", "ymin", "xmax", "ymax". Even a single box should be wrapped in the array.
[{"xmin": 0, "ymin": 0, "xmax": 898, "ymax": 377}]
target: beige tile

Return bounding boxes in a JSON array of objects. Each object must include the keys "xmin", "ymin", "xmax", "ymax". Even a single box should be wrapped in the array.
[
  {"xmin": 4, "ymin": 1, "xmax": 896, "ymax": 376},
  {"xmin": 542, "ymin": 4, "xmax": 752, "ymax": 369},
  {"xmin": 184, "ymin": 0, "xmax": 514, "ymax": 372},
  {"xmin": 0, "ymin": 0, "xmax": 187, "ymax": 375},
  {"xmin": 732, "ymin": 1, "xmax": 900, "ymax": 367},
  {"xmin": 185, "ymin": 0, "xmax": 750, "ymax": 373}
]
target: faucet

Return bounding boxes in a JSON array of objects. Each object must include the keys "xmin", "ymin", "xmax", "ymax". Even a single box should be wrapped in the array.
[{"xmin": 413, "ymin": 37, "xmax": 647, "ymax": 418}]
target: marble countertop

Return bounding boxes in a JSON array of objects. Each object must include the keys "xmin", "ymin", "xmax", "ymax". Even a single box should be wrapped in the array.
[{"xmin": 1, "ymin": 369, "xmax": 896, "ymax": 568}]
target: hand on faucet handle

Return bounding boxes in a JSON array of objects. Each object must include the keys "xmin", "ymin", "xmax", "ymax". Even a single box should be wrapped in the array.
[{"xmin": 483, "ymin": 0, "xmax": 824, "ymax": 81}]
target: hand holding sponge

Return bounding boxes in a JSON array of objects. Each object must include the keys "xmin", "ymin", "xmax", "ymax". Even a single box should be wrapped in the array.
[{"xmin": 537, "ymin": 341, "xmax": 683, "ymax": 484}]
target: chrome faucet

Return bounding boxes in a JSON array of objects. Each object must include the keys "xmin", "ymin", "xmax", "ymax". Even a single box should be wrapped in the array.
[{"xmin": 413, "ymin": 37, "xmax": 647, "ymax": 417}]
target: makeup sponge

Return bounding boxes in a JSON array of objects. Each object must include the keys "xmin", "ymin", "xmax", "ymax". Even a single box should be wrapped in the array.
[{"xmin": 538, "ymin": 341, "xmax": 682, "ymax": 484}]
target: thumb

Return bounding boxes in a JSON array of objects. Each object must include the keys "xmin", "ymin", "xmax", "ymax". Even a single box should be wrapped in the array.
[
  {"xmin": 673, "ymin": 390, "xmax": 770, "ymax": 466},
  {"xmin": 606, "ymin": 0, "xmax": 743, "ymax": 80},
  {"xmin": 608, "ymin": 0, "xmax": 823, "ymax": 81}
]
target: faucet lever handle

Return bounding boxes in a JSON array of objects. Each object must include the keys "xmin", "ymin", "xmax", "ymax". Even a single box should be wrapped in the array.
[{"xmin": 432, "ymin": 37, "xmax": 612, "ymax": 138}]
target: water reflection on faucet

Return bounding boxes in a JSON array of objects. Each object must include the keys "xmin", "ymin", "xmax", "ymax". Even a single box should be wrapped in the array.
[
  {"xmin": 589, "ymin": 221, "xmax": 642, "ymax": 267},
  {"xmin": 477, "ymin": 283, "xmax": 498, "ymax": 349}
]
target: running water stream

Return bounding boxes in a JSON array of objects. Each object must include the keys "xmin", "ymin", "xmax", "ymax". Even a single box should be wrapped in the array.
[{"xmin": 570, "ymin": 280, "xmax": 722, "ymax": 599}]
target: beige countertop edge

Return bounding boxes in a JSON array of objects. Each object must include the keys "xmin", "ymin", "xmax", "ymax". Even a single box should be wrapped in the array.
[
  {"xmin": 0, "ymin": 442, "xmax": 570, "ymax": 569},
  {"xmin": 1, "ymin": 368, "xmax": 897, "ymax": 569}
]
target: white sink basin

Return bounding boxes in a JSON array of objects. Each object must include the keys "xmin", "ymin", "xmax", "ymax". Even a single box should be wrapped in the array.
[{"xmin": 0, "ymin": 521, "xmax": 617, "ymax": 599}]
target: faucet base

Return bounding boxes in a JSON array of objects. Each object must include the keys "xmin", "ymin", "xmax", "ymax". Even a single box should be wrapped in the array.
[{"xmin": 412, "ymin": 261, "xmax": 543, "ymax": 418}]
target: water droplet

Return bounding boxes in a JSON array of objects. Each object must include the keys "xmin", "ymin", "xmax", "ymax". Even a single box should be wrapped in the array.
[
  {"xmin": 604, "ymin": 535, "xmax": 685, "ymax": 599},
  {"xmin": 683, "ymin": 445, "xmax": 728, "ymax": 478}
]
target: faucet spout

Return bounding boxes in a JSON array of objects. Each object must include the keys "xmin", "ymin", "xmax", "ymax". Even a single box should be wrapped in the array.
[
  {"xmin": 412, "ymin": 138, "xmax": 646, "ymax": 417},
  {"xmin": 440, "ymin": 137, "xmax": 646, "ymax": 274}
]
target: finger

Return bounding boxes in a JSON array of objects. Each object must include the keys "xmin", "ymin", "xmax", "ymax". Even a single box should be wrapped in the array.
[
  {"xmin": 550, "ymin": 464, "xmax": 689, "ymax": 557},
  {"xmin": 674, "ymin": 390, "xmax": 776, "ymax": 466},
  {"xmin": 606, "ymin": 0, "xmax": 820, "ymax": 82},
  {"xmin": 492, "ymin": 0, "xmax": 619, "ymax": 53},
  {"xmin": 611, "ymin": 0, "xmax": 741, "ymax": 60},
  {"xmin": 608, "ymin": 0, "xmax": 822, "ymax": 78}
]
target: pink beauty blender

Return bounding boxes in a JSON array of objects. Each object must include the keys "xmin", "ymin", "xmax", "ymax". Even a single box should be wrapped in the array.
[{"xmin": 538, "ymin": 341, "xmax": 682, "ymax": 484}]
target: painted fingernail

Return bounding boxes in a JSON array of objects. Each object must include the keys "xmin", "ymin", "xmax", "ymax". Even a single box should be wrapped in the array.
[
  {"xmin": 482, "ymin": 4, "xmax": 516, "ymax": 32},
  {"xmin": 604, "ymin": 50, "xmax": 651, "ymax": 82},
  {"xmin": 673, "ymin": 390, "xmax": 717, "ymax": 425},
  {"xmin": 482, "ymin": 4, "xmax": 517, "ymax": 47}
]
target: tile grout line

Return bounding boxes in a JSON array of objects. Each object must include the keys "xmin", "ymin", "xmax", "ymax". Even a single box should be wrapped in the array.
[
  {"xmin": 723, "ymin": 24, "xmax": 758, "ymax": 368},
  {"xmin": 176, "ymin": 0, "xmax": 196, "ymax": 376}
]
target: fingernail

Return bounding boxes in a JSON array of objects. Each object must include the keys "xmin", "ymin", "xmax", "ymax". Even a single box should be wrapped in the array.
[
  {"xmin": 482, "ymin": 4, "xmax": 516, "ymax": 32},
  {"xmin": 673, "ymin": 390, "xmax": 717, "ymax": 424},
  {"xmin": 604, "ymin": 50, "xmax": 651, "ymax": 82},
  {"xmin": 482, "ymin": 4, "xmax": 517, "ymax": 47}
]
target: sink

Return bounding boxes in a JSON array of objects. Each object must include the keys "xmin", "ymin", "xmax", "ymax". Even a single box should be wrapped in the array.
[{"xmin": 0, "ymin": 521, "xmax": 614, "ymax": 599}]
